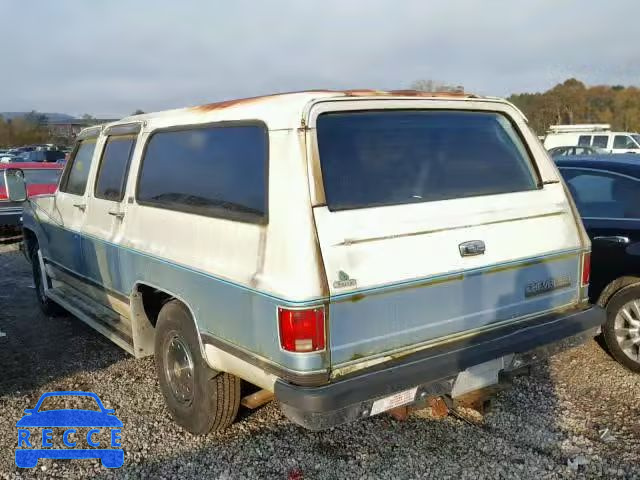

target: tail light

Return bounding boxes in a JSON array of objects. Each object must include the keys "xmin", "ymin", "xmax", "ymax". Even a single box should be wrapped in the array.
[
  {"xmin": 581, "ymin": 252, "xmax": 591, "ymax": 286},
  {"xmin": 278, "ymin": 306, "xmax": 325, "ymax": 353}
]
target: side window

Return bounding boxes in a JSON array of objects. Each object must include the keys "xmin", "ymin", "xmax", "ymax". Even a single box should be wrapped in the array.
[
  {"xmin": 613, "ymin": 135, "xmax": 638, "ymax": 150},
  {"xmin": 136, "ymin": 124, "xmax": 268, "ymax": 222},
  {"xmin": 562, "ymin": 168, "xmax": 640, "ymax": 219},
  {"xmin": 94, "ymin": 135, "xmax": 137, "ymax": 201},
  {"xmin": 592, "ymin": 135, "xmax": 608, "ymax": 148},
  {"xmin": 59, "ymin": 139, "xmax": 97, "ymax": 195},
  {"xmin": 577, "ymin": 135, "xmax": 591, "ymax": 146}
]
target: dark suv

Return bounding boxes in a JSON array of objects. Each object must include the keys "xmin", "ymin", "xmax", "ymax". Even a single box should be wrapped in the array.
[{"xmin": 557, "ymin": 156, "xmax": 640, "ymax": 372}]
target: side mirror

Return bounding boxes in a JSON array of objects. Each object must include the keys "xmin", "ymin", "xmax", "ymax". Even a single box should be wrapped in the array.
[
  {"xmin": 23, "ymin": 409, "xmax": 34, "ymax": 415},
  {"xmin": 4, "ymin": 168, "xmax": 27, "ymax": 202}
]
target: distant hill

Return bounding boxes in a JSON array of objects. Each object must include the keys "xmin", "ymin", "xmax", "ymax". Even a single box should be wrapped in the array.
[{"xmin": 0, "ymin": 112, "xmax": 75, "ymax": 122}]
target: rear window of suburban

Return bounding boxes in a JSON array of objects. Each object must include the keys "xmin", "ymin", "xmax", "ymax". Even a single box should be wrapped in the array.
[
  {"xmin": 136, "ymin": 123, "xmax": 268, "ymax": 223},
  {"xmin": 316, "ymin": 110, "xmax": 538, "ymax": 211}
]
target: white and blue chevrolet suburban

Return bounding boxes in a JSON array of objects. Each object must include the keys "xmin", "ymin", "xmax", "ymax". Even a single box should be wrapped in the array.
[{"xmin": 4, "ymin": 90, "xmax": 605, "ymax": 433}]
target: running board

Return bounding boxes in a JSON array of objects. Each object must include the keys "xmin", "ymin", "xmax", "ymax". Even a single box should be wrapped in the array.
[{"xmin": 46, "ymin": 286, "xmax": 135, "ymax": 355}]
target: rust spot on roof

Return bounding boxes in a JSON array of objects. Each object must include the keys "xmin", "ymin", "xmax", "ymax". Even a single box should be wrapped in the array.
[
  {"xmin": 388, "ymin": 89, "xmax": 475, "ymax": 98},
  {"xmin": 191, "ymin": 89, "xmax": 478, "ymax": 112},
  {"xmin": 192, "ymin": 96, "xmax": 265, "ymax": 112}
]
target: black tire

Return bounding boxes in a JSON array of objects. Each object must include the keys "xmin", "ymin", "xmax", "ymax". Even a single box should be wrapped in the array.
[
  {"xmin": 29, "ymin": 243, "xmax": 64, "ymax": 316},
  {"xmin": 603, "ymin": 286, "xmax": 640, "ymax": 373},
  {"xmin": 155, "ymin": 300, "xmax": 240, "ymax": 434}
]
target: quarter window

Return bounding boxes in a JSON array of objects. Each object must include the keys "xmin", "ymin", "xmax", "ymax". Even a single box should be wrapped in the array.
[
  {"xmin": 94, "ymin": 135, "xmax": 137, "ymax": 201},
  {"xmin": 59, "ymin": 139, "xmax": 97, "ymax": 195},
  {"xmin": 592, "ymin": 135, "xmax": 608, "ymax": 148},
  {"xmin": 137, "ymin": 124, "xmax": 268, "ymax": 222},
  {"xmin": 578, "ymin": 135, "xmax": 592, "ymax": 146},
  {"xmin": 561, "ymin": 168, "xmax": 640, "ymax": 219}
]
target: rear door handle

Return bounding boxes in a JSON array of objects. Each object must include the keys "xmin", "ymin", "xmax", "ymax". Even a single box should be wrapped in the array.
[
  {"xmin": 593, "ymin": 236, "xmax": 630, "ymax": 244},
  {"xmin": 73, "ymin": 203, "xmax": 86, "ymax": 211},
  {"xmin": 108, "ymin": 211, "xmax": 125, "ymax": 220}
]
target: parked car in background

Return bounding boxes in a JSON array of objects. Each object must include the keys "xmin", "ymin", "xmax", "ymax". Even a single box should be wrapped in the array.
[
  {"xmin": 0, "ymin": 162, "xmax": 62, "ymax": 227},
  {"xmin": 6, "ymin": 90, "xmax": 603, "ymax": 434},
  {"xmin": 544, "ymin": 124, "xmax": 640, "ymax": 154},
  {"xmin": 548, "ymin": 145, "xmax": 607, "ymax": 157},
  {"xmin": 0, "ymin": 154, "xmax": 20, "ymax": 163},
  {"xmin": 19, "ymin": 150, "xmax": 66, "ymax": 163},
  {"xmin": 557, "ymin": 156, "xmax": 640, "ymax": 372}
]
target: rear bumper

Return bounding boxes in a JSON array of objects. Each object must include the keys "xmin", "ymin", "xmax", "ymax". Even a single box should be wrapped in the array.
[{"xmin": 275, "ymin": 305, "xmax": 605, "ymax": 430}]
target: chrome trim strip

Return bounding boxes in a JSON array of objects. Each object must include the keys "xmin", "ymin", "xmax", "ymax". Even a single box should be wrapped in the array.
[
  {"xmin": 44, "ymin": 257, "xmax": 131, "ymax": 304},
  {"xmin": 336, "ymin": 211, "xmax": 564, "ymax": 247}
]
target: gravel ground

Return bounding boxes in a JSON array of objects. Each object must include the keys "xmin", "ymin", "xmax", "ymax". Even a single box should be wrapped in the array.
[{"xmin": 0, "ymin": 241, "xmax": 638, "ymax": 479}]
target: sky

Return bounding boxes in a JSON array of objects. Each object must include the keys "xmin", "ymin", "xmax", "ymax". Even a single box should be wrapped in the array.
[{"xmin": 1, "ymin": 0, "xmax": 638, "ymax": 118}]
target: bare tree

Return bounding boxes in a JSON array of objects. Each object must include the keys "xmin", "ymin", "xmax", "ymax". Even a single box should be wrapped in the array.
[{"xmin": 410, "ymin": 79, "xmax": 464, "ymax": 93}]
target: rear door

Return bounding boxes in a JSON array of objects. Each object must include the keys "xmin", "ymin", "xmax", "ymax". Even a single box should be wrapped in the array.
[
  {"xmin": 307, "ymin": 101, "xmax": 584, "ymax": 368},
  {"xmin": 82, "ymin": 125, "xmax": 140, "ymax": 296}
]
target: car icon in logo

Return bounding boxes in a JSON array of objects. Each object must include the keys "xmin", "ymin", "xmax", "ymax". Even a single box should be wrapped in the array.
[{"xmin": 15, "ymin": 391, "xmax": 123, "ymax": 468}]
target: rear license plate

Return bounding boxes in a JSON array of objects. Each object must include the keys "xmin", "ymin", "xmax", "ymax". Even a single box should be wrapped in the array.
[{"xmin": 370, "ymin": 387, "xmax": 418, "ymax": 416}]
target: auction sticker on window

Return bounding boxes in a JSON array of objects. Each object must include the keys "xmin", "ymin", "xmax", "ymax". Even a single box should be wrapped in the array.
[{"xmin": 370, "ymin": 387, "xmax": 418, "ymax": 416}]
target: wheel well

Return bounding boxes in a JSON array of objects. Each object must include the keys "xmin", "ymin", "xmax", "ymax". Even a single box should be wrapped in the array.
[
  {"xmin": 136, "ymin": 284, "xmax": 173, "ymax": 328},
  {"xmin": 597, "ymin": 276, "xmax": 640, "ymax": 307}
]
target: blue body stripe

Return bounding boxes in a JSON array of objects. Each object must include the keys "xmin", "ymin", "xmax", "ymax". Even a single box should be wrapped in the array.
[{"xmin": 37, "ymin": 221, "xmax": 582, "ymax": 371}]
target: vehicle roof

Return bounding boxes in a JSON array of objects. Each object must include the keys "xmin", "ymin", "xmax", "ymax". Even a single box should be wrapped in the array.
[
  {"xmin": 86, "ymin": 89, "xmax": 520, "ymax": 133},
  {"xmin": 0, "ymin": 162, "xmax": 62, "ymax": 170},
  {"xmin": 555, "ymin": 155, "xmax": 640, "ymax": 177},
  {"xmin": 549, "ymin": 131, "xmax": 638, "ymax": 135},
  {"xmin": 549, "ymin": 145, "xmax": 596, "ymax": 149}
]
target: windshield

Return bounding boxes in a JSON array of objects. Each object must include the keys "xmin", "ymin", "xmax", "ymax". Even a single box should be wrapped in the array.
[
  {"xmin": 632, "ymin": 135, "xmax": 640, "ymax": 147},
  {"xmin": 37, "ymin": 395, "xmax": 101, "ymax": 412},
  {"xmin": 316, "ymin": 110, "xmax": 538, "ymax": 211},
  {"xmin": 23, "ymin": 169, "xmax": 61, "ymax": 185}
]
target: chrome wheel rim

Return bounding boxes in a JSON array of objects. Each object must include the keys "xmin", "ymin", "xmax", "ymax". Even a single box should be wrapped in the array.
[
  {"xmin": 614, "ymin": 300, "xmax": 640, "ymax": 364},
  {"xmin": 164, "ymin": 335, "xmax": 195, "ymax": 405}
]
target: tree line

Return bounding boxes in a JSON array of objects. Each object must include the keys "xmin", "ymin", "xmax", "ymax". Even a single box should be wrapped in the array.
[
  {"xmin": 0, "ymin": 110, "xmax": 145, "ymax": 147},
  {"xmin": 5, "ymin": 79, "xmax": 640, "ymax": 147},
  {"xmin": 412, "ymin": 78, "xmax": 640, "ymax": 135},
  {"xmin": 0, "ymin": 112, "xmax": 52, "ymax": 147},
  {"xmin": 507, "ymin": 78, "xmax": 640, "ymax": 135}
]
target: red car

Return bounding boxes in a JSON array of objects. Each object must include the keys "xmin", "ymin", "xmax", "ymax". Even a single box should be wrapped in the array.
[{"xmin": 0, "ymin": 162, "xmax": 63, "ymax": 228}]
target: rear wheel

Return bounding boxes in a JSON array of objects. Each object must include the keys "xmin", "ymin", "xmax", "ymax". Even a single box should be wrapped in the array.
[
  {"xmin": 155, "ymin": 300, "xmax": 241, "ymax": 434},
  {"xmin": 29, "ymin": 243, "xmax": 63, "ymax": 316},
  {"xmin": 603, "ymin": 286, "xmax": 640, "ymax": 373}
]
